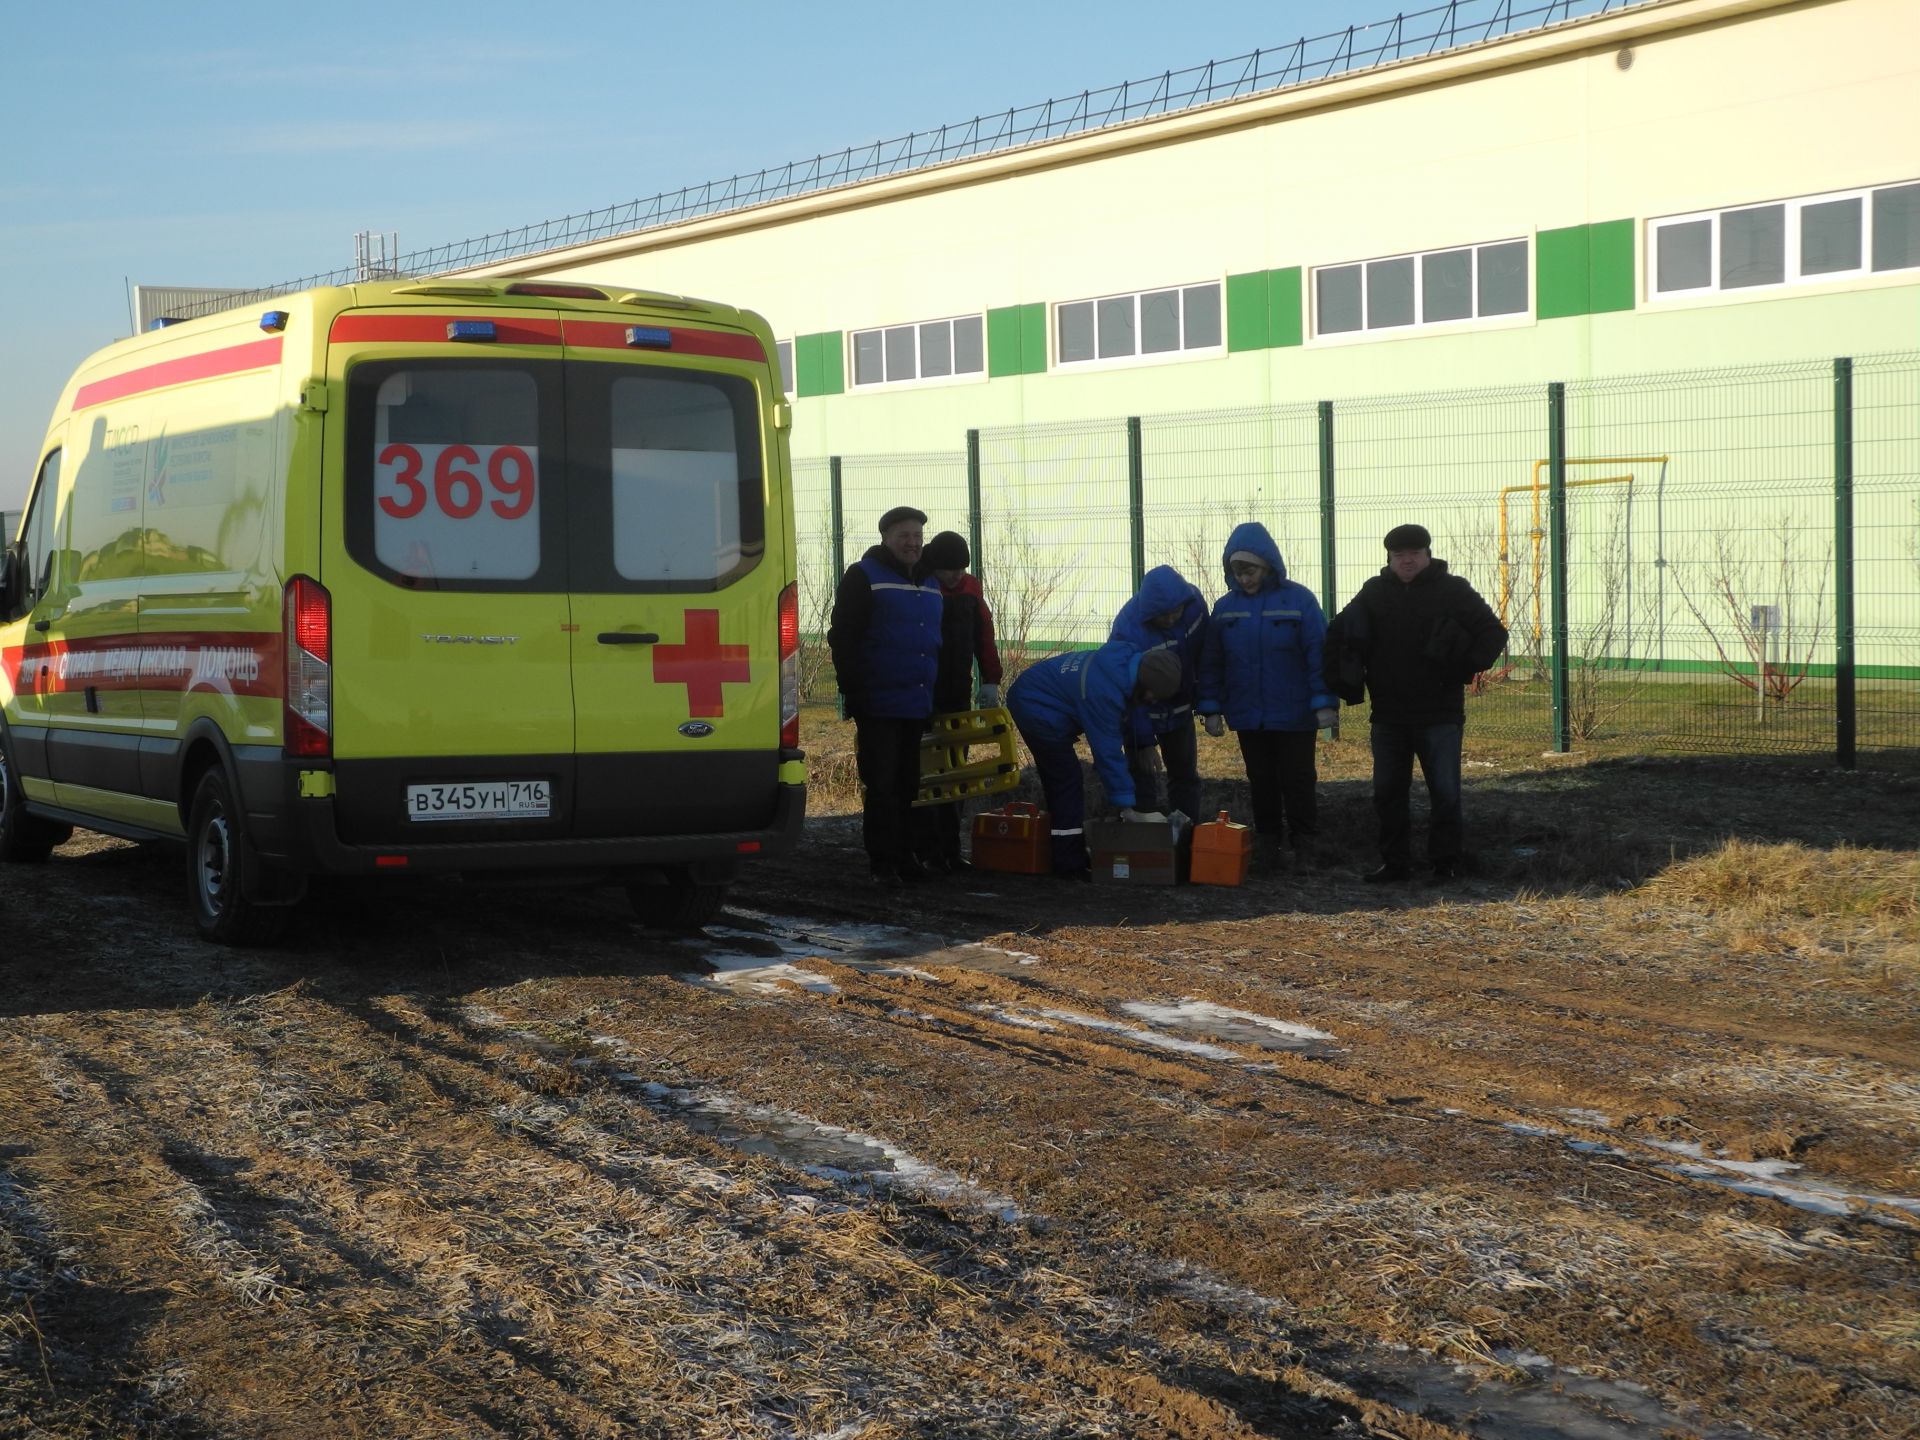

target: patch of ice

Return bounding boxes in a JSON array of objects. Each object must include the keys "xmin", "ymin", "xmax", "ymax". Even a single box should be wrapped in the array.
[
  {"xmin": 1556, "ymin": 1108, "xmax": 1615, "ymax": 1128},
  {"xmin": 680, "ymin": 958, "xmax": 839, "ymax": 995},
  {"xmin": 1028, "ymin": 1007, "xmax": 1241, "ymax": 1061},
  {"xmin": 974, "ymin": 1006, "xmax": 1061, "ymax": 1033},
  {"xmin": 1120, "ymin": 998, "xmax": 1335, "ymax": 1045}
]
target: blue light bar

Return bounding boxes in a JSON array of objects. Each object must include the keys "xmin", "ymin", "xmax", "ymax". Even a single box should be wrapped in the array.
[
  {"xmin": 625, "ymin": 326, "xmax": 673, "ymax": 349},
  {"xmin": 447, "ymin": 320, "xmax": 497, "ymax": 342},
  {"xmin": 260, "ymin": 310, "xmax": 290, "ymax": 332},
  {"xmin": 148, "ymin": 317, "xmax": 185, "ymax": 330}
]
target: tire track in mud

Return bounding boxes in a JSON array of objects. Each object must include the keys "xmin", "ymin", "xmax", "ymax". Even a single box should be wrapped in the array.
[
  {"xmin": 0, "ymin": 987, "xmax": 1377, "ymax": 1439},
  {"xmin": 619, "ymin": 910, "xmax": 1918, "ymax": 1440}
]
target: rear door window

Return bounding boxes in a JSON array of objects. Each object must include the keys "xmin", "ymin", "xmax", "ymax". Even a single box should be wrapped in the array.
[
  {"xmin": 344, "ymin": 360, "xmax": 563, "ymax": 590},
  {"xmin": 567, "ymin": 362, "xmax": 764, "ymax": 592}
]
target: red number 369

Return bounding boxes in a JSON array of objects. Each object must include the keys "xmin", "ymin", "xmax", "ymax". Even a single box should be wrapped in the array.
[{"xmin": 377, "ymin": 443, "xmax": 536, "ymax": 520}]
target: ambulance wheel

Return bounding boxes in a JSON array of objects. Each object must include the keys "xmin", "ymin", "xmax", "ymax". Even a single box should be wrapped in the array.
[
  {"xmin": 0, "ymin": 734, "xmax": 68, "ymax": 863},
  {"xmin": 187, "ymin": 768, "xmax": 286, "ymax": 946},
  {"xmin": 627, "ymin": 870, "xmax": 728, "ymax": 931}
]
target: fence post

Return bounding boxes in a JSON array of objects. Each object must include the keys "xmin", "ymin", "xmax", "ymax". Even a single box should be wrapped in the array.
[
  {"xmin": 1317, "ymin": 401, "xmax": 1337, "ymax": 616},
  {"xmin": 1834, "ymin": 357, "xmax": 1856, "ymax": 770},
  {"xmin": 966, "ymin": 428, "xmax": 983, "ymax": 580},
  {"xmin": 829, "ymin": 455, "xmax": 845, "ymax": 581},
  {"xmin": 1318, "ymin": 400, "xmax": 1339, "ymax": 740},
  {"xmin": 1127, "ymin": 416, "xmax": 1145, "ymax": 591},
  {"xmin": 1548, "ymin": 383, "xmax": 1571, "ymax": 753}
]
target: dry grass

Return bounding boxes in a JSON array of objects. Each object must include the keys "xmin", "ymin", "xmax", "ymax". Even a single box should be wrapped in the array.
[{"xmin": 1639, "ymin": 839, "xmax": 1919, "ymax": 962}]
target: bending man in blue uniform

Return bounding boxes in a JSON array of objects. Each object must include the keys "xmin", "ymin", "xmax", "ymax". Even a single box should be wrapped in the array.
[
  {"xmin": 1006, "ymin": 644, "xmax": 1183, "ymax": 878},
  {"xmin": 1109, "ymin": 564, "xmax": 1208, "ymax": 822}
]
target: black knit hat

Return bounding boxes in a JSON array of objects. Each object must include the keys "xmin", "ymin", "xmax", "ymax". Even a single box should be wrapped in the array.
[
  {"xmin": 1383, "ymin": 523, "xmax": 1432, "ymax": 552},
  {"xmin": 921, "ymin": 531, "xmax": 970, "ymax": 570},
  {"xmin": 877, "ymin": 505, "xmax": 927, "ymax": 534},
  {"xmin": 1136, "ymin": 649, "xmax": 1182, "ymax": 700}
]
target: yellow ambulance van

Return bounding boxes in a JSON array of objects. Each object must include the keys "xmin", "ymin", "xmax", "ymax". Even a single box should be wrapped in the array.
[{"xmin": 0, "ymin": 279, "xmax": 806, "ymax": 942}]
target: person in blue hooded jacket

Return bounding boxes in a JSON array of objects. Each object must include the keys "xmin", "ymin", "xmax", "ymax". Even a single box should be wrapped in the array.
[
  {"xmin": 1109, "ymin": 565, "xmax": 1208, "ymax": 823},
  {"xmin": 1006, "ymin": 643, "xmax": 1183, "ymax": 877},
  {"xmin": 1196, "ymin": 522, "xmax": 1337, "ymax": 863}
]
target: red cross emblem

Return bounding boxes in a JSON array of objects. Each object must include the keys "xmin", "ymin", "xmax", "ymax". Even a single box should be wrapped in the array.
[{"xmin": 653, "ymin": 609, "xmax": 751, "ymax": 717}]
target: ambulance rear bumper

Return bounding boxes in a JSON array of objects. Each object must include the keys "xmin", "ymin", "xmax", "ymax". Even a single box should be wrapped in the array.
[{"xmin": 249, "ymin": 769, "xmax": 806, "ymax": 877}]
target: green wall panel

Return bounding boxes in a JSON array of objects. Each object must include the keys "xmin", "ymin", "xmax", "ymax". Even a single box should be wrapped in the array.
[
  {"xmin": 989, "ymin": 303, "xmax": 1049, "ymax": 376},
  {"xmin": 1227, "ymin": 271, "xmax": 1270, "ymax": 351},
  {"xmin": 795, "ymin": 330, "xmax": 844, "ymax": 397},
  {"xmin": 1268, "ymin": 266, "xmax": 1303, "ymax": 347},
  {"xmin": 1538, "ymin": 221, "xmax": 1637, "ymax": 319},
  {"xmin": 1020, "ymin": 303, "xmax": 1047, "ymax": 374},
  {"xmin": 1587, "ymin": 219, "xmax": 1636, "ymax": 314}
]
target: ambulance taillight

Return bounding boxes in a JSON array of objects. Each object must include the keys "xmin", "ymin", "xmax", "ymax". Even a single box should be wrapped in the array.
[
  {"xmin": 778, "ymin": 581, "xmax": 800, "ymax": 749},
  {"xmin": 284, "ymin": 575, "xmax": 332, "ymax": 758}
]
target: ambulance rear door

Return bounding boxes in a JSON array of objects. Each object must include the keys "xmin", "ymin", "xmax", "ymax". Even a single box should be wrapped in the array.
[
  {"xmin": 559, "ymin": 319, "xmax": 784, "ymax": 839},
  {"xmin": 325, "ymin": 314, "xmax": 575, "ymax": 845}
]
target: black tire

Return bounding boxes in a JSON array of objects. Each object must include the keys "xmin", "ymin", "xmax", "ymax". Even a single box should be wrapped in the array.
[
  {"xmin": 627, "ymin": 871, "xmax": 728, "ymax": 931},
  {"xmin": 0, "ymin": 732, "xmax": 69, "ymax": 863},
  {"xmin": 186, "ymin": 768, "xmax": 287, "ymax": 946}
]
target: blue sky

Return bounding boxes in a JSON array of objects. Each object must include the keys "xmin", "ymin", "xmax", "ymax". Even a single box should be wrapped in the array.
[{"xmin": 1, "ymin": 0, "xmax": 1373, "ymax": 511}]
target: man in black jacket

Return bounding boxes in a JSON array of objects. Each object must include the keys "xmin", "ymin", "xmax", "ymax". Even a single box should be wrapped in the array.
[{"xmin": 1327, "ymin": 524, "xmax": 1508, "ymax": 884}]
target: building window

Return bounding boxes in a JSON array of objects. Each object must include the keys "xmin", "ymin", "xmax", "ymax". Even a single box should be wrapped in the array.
[
  {"xmin": 848, "ymin": 314, "xmax": 984, "ymax": 387},
  {"xmin": 1054, "ymin": 283, "xmax": 1222, "ymax": 366},
  {"xmin": 775, "ymin": 339, "xmax": 793, "ymax": 394},
  {"xmin": 1313, "ymin": 239, "xmax": 1528, "ymax": 337},
  {"xmin": 1650, "ymin": 180, "xmax": 1920, "ymax": 298}
]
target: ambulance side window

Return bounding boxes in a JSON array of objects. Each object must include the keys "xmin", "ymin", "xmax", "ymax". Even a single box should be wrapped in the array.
[{"xmin": 18, "ymin": 449, "xmax": 62, "ymax": 608}]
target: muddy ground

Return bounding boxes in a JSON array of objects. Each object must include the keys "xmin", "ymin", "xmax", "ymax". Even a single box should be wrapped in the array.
[{"xmin": 1, "ymin": 739, "xmax": 1916, "ymax": 1440}]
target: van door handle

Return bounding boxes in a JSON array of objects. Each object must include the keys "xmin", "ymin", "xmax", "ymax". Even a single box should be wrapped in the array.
[
  {"xmin": 33, "ymin": 619, "xmax": 50, "ymax": 632},
  {"xmin": 597, "ymin": 631, "xmax": 659, "ymax": 645}
]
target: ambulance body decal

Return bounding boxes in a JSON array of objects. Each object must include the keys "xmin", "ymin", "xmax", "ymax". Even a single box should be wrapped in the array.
[{"xmin": 5, "ymin": 631, "xmax": 283, "ymax": 698}]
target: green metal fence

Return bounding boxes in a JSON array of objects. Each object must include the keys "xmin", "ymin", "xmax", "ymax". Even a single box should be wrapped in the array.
[{"xmin": 801, "ymin": 350, "xmax": 1920, "ymax": 766}]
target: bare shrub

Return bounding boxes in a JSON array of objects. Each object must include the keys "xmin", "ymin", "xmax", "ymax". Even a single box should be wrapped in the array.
[{"xmin": 1669, "ymin": 520, "xmax": 1832, "ymax": 714}]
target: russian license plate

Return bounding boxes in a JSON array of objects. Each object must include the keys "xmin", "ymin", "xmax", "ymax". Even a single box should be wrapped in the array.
[{"xmin": 406, "ymin": 779, "xmax": 551, "ymax": 822}]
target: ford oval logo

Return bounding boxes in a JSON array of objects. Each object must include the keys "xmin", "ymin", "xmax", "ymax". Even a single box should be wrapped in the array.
[{"xmin": 678, "ymin": 721, "xmax": 715, "ymax": 738}]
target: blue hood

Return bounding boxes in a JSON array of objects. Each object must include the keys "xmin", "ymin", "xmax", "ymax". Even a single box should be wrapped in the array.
[
  {"xmin": 1135, "ymin": 564, "xmax": 1197, "ymax": 617},
  {"xmin": 1221, "ymin": 522, "xmax": 1287, "ymax": 591}
]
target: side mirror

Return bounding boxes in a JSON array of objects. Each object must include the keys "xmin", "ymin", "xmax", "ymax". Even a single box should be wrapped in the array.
[{"xmin": 0, "ymin": 544, "xmax": 19, "ymax": 620}]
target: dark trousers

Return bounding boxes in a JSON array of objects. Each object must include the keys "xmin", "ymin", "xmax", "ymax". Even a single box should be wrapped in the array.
[
  {"xmin": 1236, "ymin": 729, "xmax": 1318, "ymax": 844},
  {"xmin": 855, "ymin": 716, "xmax": 926, "ymax": 870},
  {"xmin": 1370, "ymin": 721, "xmax": 1464, "ymax": 867},
  {"xmin": 1023, "ymin": 731, "xmax": 1089, "ymax": 874},
  {"xmin": 1124, "ymin": 720, "xmax": 1201, "ymax": 820}
]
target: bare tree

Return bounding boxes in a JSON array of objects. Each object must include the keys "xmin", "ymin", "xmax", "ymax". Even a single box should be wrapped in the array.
[
  {"xmin": 981, "ymin": 509, "xmax": 1072, "ymax": 685},
  {"xmin": 1669, "ymin": 519, "xmax": 1832, "ymax": 714}
]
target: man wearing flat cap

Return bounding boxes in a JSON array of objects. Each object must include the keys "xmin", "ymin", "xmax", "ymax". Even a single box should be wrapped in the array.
[
  {"xmin": 1327, "ymin": 523, "xmax": 1508, "ymax": 884},
  {"xmin": 828, "ymin": 506, "xmax": 944, "ymax": 885}
]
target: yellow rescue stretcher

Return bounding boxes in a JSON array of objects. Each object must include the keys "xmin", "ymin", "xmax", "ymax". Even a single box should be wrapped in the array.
[{"xmin": 914, "ymin": 706, "xmax": 1020, "ymax": 807}]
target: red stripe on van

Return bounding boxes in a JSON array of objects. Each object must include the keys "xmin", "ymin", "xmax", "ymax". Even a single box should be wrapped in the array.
[
  {"xmin": 329, "ymin": 315, "xmax": 563, "ymax": 345},
  {"xmin": 4, "ymin": 631, "xmax": 283, "ymax": 699},
  {"xmin": 561, "ymin": 321, "xmax": 766, "ymax": 363},
  {"xmin": 73, "ymin": 337, "xmax": 285, "ymax": 411}
]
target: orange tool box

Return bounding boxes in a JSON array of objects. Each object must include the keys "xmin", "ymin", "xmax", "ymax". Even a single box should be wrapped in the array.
[
  {"xmin": 970, "ymin": 801, "xmax": 1051, "ymax": 874},
  {"xmin": 1190, "ymin": 811, "xmax": 1253, "ymax": 887}
]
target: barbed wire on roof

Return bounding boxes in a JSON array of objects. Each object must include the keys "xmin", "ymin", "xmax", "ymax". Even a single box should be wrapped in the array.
[{"xmin": 167, "ymin": 0, "xmax": 1651, "ymax": 319}]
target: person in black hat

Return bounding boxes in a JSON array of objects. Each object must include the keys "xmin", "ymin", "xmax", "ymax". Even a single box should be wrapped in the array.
[
  {"xmin": 1326, "ymin": 523, "xmax": 1508, "ymax": 885},
  {"xmin": 828, "ymin": 506, "xmax": 944, "ymax": 886},
  {"xmin": 911, "ymin": 531, "xmax": 1005, "ymax": 872}
]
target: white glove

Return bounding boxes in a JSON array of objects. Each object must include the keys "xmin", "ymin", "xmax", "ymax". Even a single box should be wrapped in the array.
[
  {"xmin": 1203, "ymin": 714, "xmax": 1226, "ymax": 738},
  {"xmin": 976, "ymin": 684, "xmax": 1000, "ymax": 709},
  {"xmin": 1118, "ymin": 808, "xmax": 1165, "ymax": 824},
  {"xmin": 1119, "ymin": 807, "xmax": 1142, "ymax": 823},
  {"xmin": 1315, "ymin": 707, "xmax": 1338, "ymax": 728}
]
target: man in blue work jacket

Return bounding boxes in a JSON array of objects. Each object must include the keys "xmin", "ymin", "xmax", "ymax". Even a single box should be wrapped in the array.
[
  {"xmin": 1006, "ymin": 644, "xmax": 1182, "ymax": 878},
  {"xmin": 828, "ymin": 506, "xmax": 944, "ymax": 886}
]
